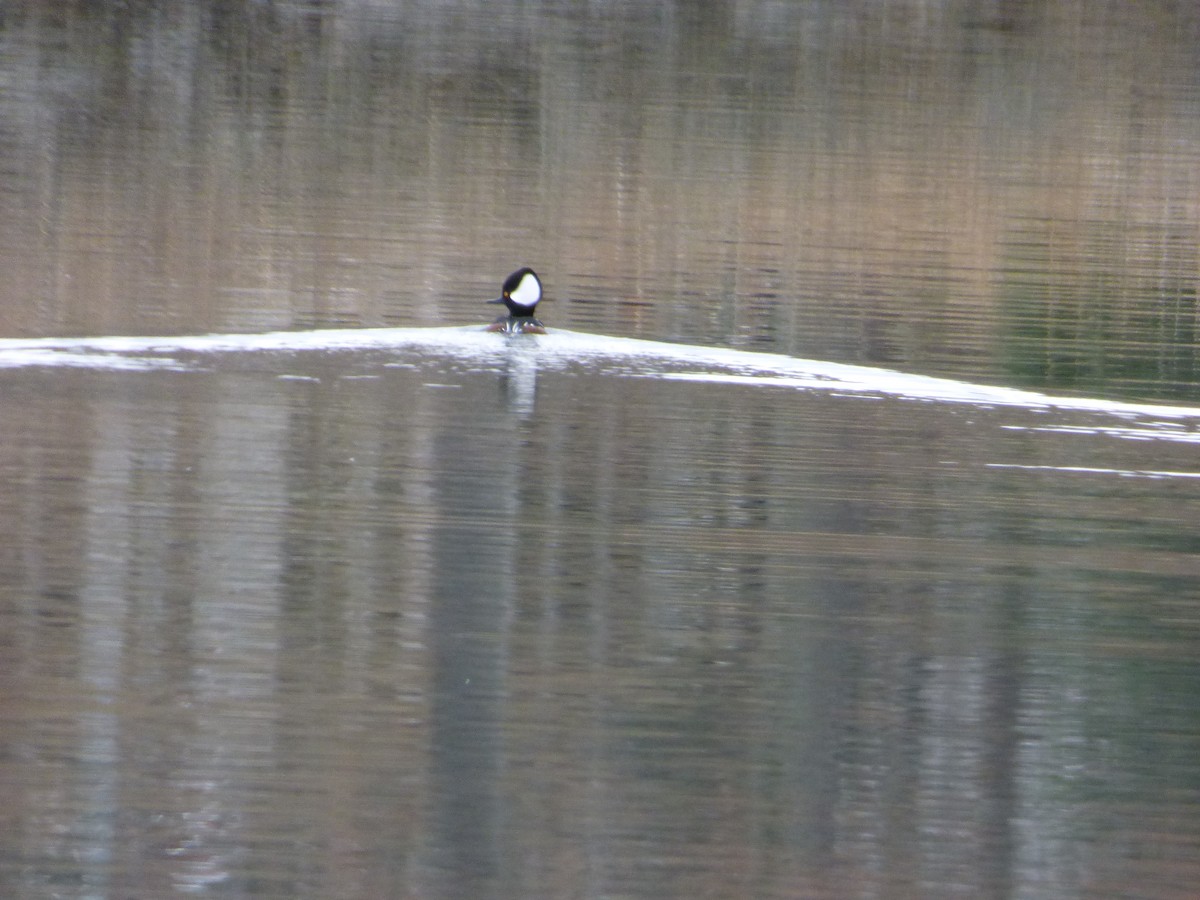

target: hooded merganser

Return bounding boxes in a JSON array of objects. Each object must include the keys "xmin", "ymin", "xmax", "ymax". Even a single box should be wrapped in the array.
[{"xmin": 485, "ymin": 267, "xmax": 546, "ymax": 334}]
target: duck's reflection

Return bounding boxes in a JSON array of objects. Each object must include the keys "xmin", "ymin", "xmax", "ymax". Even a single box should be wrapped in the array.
[
  {"xmin": 423, "ymin": 349, "xmax": 537, "ymax": 895},
  {"xmin": 496, "ymin": 342, "xmax": 540, "ymax": 419}
]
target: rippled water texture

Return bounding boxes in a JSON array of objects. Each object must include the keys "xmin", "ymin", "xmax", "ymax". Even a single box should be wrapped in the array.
[{"xmin": 1, "ymin": 3, "xmax": 1200, "ymax": 899}]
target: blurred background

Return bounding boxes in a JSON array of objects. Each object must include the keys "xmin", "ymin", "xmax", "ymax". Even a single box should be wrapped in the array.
[
  {"xmin": 2, "ymin": 3, "xmax": 1200, "ymax": 899},
  {"xmin": 1, "ymin": 0, "xmax": 1198, "ymax": 396}
]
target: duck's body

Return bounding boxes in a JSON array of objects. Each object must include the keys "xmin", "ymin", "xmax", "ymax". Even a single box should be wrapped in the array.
[
  {"xmin": 486, "ymin": 315, "xmax": 546, "ymax": 335},
  {"xmin": 485, "ymin": 267, "xmax": 546, "ymax": 334}
]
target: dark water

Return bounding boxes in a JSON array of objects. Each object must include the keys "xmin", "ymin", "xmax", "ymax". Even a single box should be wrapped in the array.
[{"xmin": 1, "ymin": 2, "xmax": 1200, "ymax": 898}]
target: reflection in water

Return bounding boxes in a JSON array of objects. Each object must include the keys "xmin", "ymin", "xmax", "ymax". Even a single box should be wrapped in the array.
[
  {"xmin": 497, "ymin": 346, "xmax": 540, "ymax": 419},
  {"xmin": 1, "ymin": 2, "xmax": 1200, "ymax": 898},
  {"xmin": 2, "ymin": 338, "xmax": 1200, "ymax": 897},
  {"xmin": 0, "ymin": 2, "xmax": 1197, "ymax": 399},
  {"xmin": 425, "ymin": 423, "xmax": 512, "ymax": 893}
]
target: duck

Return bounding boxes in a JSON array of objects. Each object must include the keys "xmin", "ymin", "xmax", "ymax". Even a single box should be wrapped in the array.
[{"xmin": 485, "ymin": 267, "xmax": 546, "ymax": 334}]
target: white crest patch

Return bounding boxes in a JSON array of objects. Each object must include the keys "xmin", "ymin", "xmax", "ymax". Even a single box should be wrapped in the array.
[{"xmin": 508, "ymin": 272, "xmax": 541, "ymax": 310}]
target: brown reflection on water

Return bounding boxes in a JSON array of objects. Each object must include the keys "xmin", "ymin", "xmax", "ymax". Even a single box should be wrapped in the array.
[{"xmin": 0, "ymin": 2, "xmax": 1198, "ymax": 397}]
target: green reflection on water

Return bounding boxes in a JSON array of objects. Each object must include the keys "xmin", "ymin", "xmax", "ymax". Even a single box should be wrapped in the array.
[{"xmin": 999, "ymin": 224, "xmax": 1200, "ymax": 403}]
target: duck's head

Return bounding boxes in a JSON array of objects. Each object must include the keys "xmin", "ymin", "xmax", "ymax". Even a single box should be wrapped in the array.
[{"xmin": 487, "ymin": 267, "xmax": 542, "ymax": 316}]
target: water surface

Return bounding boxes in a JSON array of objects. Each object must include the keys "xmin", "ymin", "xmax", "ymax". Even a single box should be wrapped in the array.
[{"xmin": 1, "ymin": 2, "xmax": 1200, "ymax": 899}]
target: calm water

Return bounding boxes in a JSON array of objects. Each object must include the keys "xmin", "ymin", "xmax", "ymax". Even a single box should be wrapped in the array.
[{"xmin": 2, "ymin": 2, "xmax": 1200, "ymax": 898}]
